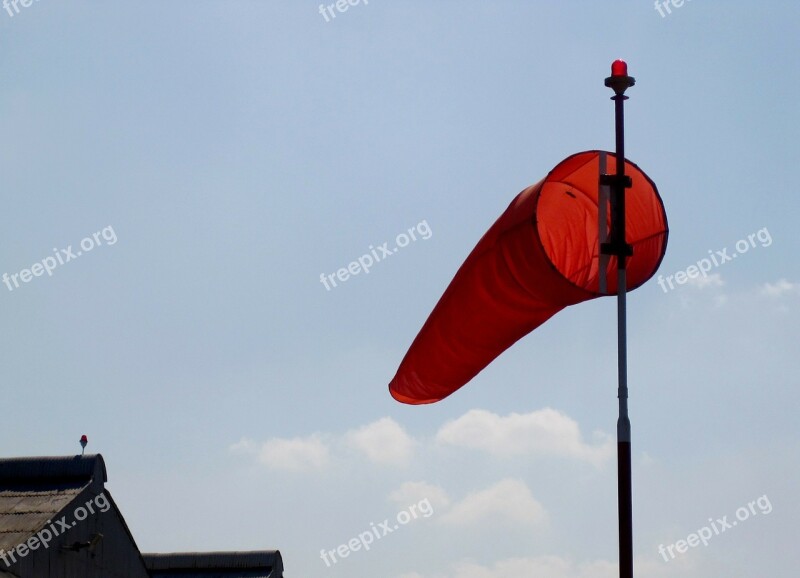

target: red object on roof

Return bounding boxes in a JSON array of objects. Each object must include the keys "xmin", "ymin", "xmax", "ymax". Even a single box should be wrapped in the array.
[{"xmin": 389, "ymin": 151, "xmax": 668, "ymax": 404}]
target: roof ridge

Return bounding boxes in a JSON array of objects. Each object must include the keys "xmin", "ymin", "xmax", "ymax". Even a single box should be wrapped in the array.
[{"xmin": 0, "ymin": 455, "xmax": 107, "ymax": 486}]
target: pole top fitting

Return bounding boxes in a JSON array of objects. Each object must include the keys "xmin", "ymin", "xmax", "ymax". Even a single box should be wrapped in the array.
[{"xmin": 605, "ymin": 59, "xmax": 635, "ymax": 96}]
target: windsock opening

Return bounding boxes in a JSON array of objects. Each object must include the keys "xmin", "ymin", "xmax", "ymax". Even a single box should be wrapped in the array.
[{"xmin": 536, "ymin": 151, "xmax": 667, "ymax": 295}]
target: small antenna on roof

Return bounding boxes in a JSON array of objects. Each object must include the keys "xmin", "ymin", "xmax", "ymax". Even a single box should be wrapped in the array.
[{"xmin": 80, "ymin": 434, "xmax": 88, "ymax": 456}]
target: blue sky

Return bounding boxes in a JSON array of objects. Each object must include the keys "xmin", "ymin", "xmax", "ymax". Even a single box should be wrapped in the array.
[{"xmin": 1, "ymin": 1, "xmax": 798, "ymax": 577}]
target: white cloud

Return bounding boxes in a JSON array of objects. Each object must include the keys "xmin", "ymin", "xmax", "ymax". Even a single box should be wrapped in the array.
[
  {"xmin": 687, "ymin": 272, "xmax": 724, "ymax": 289},
  {"xmin": 398, "ymin": 556, "xmax": 616, "ymax": 578},
  {"xmin": 346, "ymin": 417, "xmax": 415, "ymax": 466},
  {"xmin": 439, "ymin": 479, "xmax": 546, "ymax": 526},
  {"xmin": 436, "ymin": 408, "xmax": 613, "ymax": 467},
  {"xmin": 760, "ymin": 278, "xmax": 799, "ymax": 297},
  {"xmin": 230, "ymin": 433, "xmax": 331, "ymax": 471},
  {"xmin": 229, "ymin": 437, "xmax": 257, "ymax": 454},
  {"xmin": 713, "ymin": 293, "xmax": 728, "ymax": 307},
  {"xmin": 233, "ymin": 408, "xmax": 609, "ymax": 475},
  {"xmin": 397, "ymin": 553, "xmax": 700, "ymax": 578},
  {"xmin": 389, "ymin": 481, "xmax": 451, "ymax": 510},
  {"xmin": 232, "ymin": 416, "xmax": 414, "ymax": 471},
  {"xmin": 639, "ymin": 451, "xmax": 657, "ymax": 467},
  {"xmin": 634, "ymin": 555, "xmax": 697, "ymax": 578},
  {"xmin": 452, "ymin": 557, "xmax": 616, "ymax": 578}
]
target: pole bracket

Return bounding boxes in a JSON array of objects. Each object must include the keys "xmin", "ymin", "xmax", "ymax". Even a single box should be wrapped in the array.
[
  {"xmin": 605, "ymin": 75, "xmax": 635, "ymax": 96},
  {"xmin": 599, "ymin": 174, "xmax": 632, "ymax": 188},
  {"xmin": 600, "ymin": 241, "xmax": 633, "ymax": 257}
]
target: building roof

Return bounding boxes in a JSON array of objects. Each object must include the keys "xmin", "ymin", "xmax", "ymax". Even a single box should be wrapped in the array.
[
  {"xmin": 0, "ymin": 455, "xmax": 107, "ymax": 486},
  {"xmin": 0, "ymin": 455, "xmax": 105, "ymax": 551},
  {"xmin": 0, "ymin": 455, "xmax": 285, "ymax": 577},
  {"xmin": 142, "ymin": 550, "xmax": 283, "ymax": 578}
]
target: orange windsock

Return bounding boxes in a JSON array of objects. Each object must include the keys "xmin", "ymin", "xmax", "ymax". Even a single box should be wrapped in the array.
[{"xmin": 389, "ymin": 151, "xmax": 668, "ymax": 404}]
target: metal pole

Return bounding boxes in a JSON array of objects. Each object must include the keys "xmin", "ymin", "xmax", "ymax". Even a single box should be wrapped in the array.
[
  {"xmin": 601, "ymin": 60, "xmax": 635, "ymax": 578},
  {"xmin": 598, "ymin": 152, "xmax": 609, "ymax": 295}
]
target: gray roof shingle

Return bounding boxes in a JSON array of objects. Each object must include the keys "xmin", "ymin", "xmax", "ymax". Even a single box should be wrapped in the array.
[{"xmin": 0, "ymin": 455, "xmax": 105, "ymax": 551}]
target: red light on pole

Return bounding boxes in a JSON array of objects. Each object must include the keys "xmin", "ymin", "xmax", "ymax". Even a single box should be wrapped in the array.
[{"xmin": 605, "ymin": 60, "xmax": 635, "ymax": 96}]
